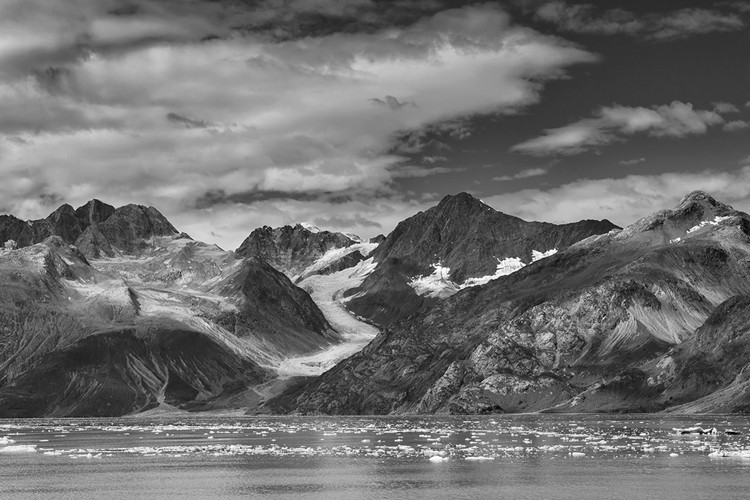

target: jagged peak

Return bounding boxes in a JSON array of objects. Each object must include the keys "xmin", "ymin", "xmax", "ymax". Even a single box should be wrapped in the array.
[{"xmin": 298, "ymin": 222, "xmax": 322, "ymax": 233}]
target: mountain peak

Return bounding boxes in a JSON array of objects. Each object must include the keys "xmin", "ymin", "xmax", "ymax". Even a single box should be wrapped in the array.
[
  {"xmin": 74, "ymin": 199, "xmax": 115, "ymax": 225},
  {"xmin": 676, "ymin": 190, "xmax": 724, "ymax": 210},
  {"xmin": 620, "ymin": 191, "xmax": 743, "ymax": 241},
  {"xmin": 437, "ymin": 192, "xmax": 487, "ymax": 209}
]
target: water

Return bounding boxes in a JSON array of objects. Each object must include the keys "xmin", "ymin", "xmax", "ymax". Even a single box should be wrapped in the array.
[{"xmin": 1, "ymin": 414, "xmax": 750, "ymax": 499}]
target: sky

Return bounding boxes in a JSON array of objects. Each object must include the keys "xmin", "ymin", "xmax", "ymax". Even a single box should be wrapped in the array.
[{"xmin": 1, "ymin": 0, "xmax": 749, "ymax": 249}]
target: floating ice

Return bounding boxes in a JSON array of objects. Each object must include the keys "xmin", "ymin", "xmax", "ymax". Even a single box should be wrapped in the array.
[{"xmin": 0, "ymin": 444, "xmax": 37, "ymax": 453}]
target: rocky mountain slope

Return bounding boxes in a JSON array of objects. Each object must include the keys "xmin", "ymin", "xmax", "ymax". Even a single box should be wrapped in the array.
[
  {"xmin": 0, "ymin": 202, "xmax": 339, "ymax": 417},
  {"xmin": 271, "ymin": 191, "xmax": 750, "ymax": 415},
  {"xmin": 0, "ymin": 200, "xmax": 177, "ymax": 258},
  {"xmin": 235, "ymin": 223, "xmax": 357, "ymax": 278},
  {"xmin": 346, "ymin": 192, "xmax": 618, "ymax": 326}
]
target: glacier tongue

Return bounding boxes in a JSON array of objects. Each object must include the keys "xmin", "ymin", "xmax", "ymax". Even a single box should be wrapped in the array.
[{"xmin": 276, "ymin": 258, "xmax": 380, "ymax": 378}]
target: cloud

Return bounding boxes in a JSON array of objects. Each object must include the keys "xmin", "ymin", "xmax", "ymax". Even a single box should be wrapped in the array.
[
  {"xmin": 493, "ymin": 167, "xmax": 549, "ymax": 181},
  {"xmin": 619, "ymin": 157, "xmax": 645, "ymax": 166},
  {"xmin": 713, "ymin": 101, "xmax": 740, "ymax": 114},
  {"xmin": 512, "ymin": 101, "xmax": 724, "ymax": 156},
  {"xmin": 172, "ymin": 195, "xmax": 432, "ymax": 250},
  {"xmin": 724, "ymin": 120, "xmax": 749, "ymax": 132},
  {"xmin": 166, "ymin": 112, "xmax": 212, "ymax": 129},
  {"xmin": 484, "ymin": 166, "xmax": 750, "ymax": 227},
  {"xmin": 369, "ymin": 95, "xmax": 416, "ymax": 110},
  {"xmin": 535, "ymin": 2, "xmax": 744, "ymax": 40},
  {"xmin": 0, "ymin": 2, "xmax": 598, "ymax": 248}
]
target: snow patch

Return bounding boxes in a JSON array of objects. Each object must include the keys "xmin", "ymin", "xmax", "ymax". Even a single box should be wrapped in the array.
[
  {"xmin": 295, "ymin": 242, "xmax": 378, "ymax": 282},
  {"xmin": 410, "ymin": 250, "xmax": 558, "ymax": 298},
  {"xmin": 686, "ymin": 215, "xmax": 733, "ymax": 234},
  {"xmin": 532, "ymin": 248, "xmax": 558, "ymax": 261},
  {"xmin": 463, "ymin": 249, "xmax": 557, "ymax": 289},
  {"xmin": 409, "ymin": 263, "xmax": 459, "ymax": 299},
  {"xmin": 299, "ymin": 222, "xmax": 322, "ymax": 233}
]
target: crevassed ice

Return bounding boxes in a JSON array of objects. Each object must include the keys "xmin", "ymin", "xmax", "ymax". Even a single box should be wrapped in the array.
[{"xmin": 295, "ymin": 242, "xmax": 378, "ymax": 282}]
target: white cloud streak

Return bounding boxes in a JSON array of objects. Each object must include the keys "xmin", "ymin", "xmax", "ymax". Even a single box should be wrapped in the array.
[
  {"xmin": 511, "ymin": 101, "xmax": 725, "ymax": 156},
  {"xmin": 484, "ymin": 166, "xmax": 750, "ymax": 227},
  {"xmin": 493, "ymin": 167, "xmax": 549, "ymax": 181}
]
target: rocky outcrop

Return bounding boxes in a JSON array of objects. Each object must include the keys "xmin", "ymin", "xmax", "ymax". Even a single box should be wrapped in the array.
[
  {"xmin": 235, "ymin": 224, "xmax": 356, "ymax": 277},
  {"xmin": 272, "ymin": 191, "xmax": 750, "ymax": 415},
  {"xmin": 346, "ymin": 192, "xmax": 618, "ymax": 326},
  {"xmin": 85, "ymin": 204, "xmax": 178, "ymax": 255},
  {"xmin": 0, "ymin": 200, "xmax": 178, "ymax": 258},
  {"xmin": 209, "ymin": 258, "xmax": 336, "ymax": 355}
]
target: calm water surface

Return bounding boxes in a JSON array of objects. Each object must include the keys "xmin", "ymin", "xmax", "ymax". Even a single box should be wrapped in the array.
[{"xmin": 1, "ymin": 414, "xmax": 750, "ymax": 499}]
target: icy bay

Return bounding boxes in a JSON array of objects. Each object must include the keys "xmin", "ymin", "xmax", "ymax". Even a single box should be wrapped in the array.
[{"xmin": 2, "ymin": 415, "xmax": 750, "ymax": 499}]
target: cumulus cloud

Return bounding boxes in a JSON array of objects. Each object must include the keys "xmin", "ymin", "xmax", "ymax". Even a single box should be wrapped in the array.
[
  {"xmin": 535, "ymin": 2, "xmax": 744, "ymax": 40},
  {"xmin": 713, "ymin": 101, "xmax": 740, "ymax": 114},
  {"xmin": 0, "ymin": 1, "xmax": 597, "ymax": 247},
  {"xmin": 484, "ymin": 166, "xmax": 750, "ymax": 227},
  {"xmin": 724, "ymin": 120, "xmax": 749, "ymax": 132},
  {"xmin": 512, "ymin": 101, "xmax": 724, "ymax": 156}
]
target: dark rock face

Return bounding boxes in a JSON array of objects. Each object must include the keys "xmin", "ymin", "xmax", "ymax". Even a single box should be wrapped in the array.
[
  {"xmin": 0, "ymin": 215, "xmax": 26, "ymax": 248},
  {"xmin": 0, "ymin": 329, "xmax": 267, "ymax": 417},
  {"xmin": 235, "ymin": 224, "xmax": 356, "ymax": 277},
  {"xmin": 347, "ymin": 192, "xmax": 618, "ymax": 326},
  {"xmin": 0, "ymin": 199, "xmax": 177, "ymax": 257},
  {"xmin": 92, "ymin": 204, "xmax": 178, "ymax": 254},
  {"xmin": 74, "ymin": 199, "xmax": 116, "ymax": 226},
  {"xmin": 210, "ymin": 259, "xmax": 336, "ymax": 355},
  {"xmin": 271, "ymin": 191, "xmax": 750, "ymax": 415}
]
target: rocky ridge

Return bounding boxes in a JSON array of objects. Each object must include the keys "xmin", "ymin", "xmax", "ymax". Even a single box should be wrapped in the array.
[
  {"xmin": 270, "ymin": 191, "xmax": 750, "ymax": 415},
  {"xmin": 346, "ymin": 192, "xmax": 618, "ymax": 326},
  {"xmin": 235, "ymin": 224, "xmax": 357, "ymax": 278}
]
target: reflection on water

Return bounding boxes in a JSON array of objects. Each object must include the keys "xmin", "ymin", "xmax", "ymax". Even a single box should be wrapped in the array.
[{"xmin": 1, "ymin": 414, "xmax": 750, "ymax": 499}]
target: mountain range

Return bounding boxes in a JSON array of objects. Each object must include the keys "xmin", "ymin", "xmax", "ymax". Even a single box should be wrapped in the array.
[{"xmin": 1, "ymin": 191, "xmax": 749, "ymax": 416}]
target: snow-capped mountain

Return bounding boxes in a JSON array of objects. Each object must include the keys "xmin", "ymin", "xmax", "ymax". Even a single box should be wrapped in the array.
[
  {"xmin": 270, "ymin": 191, "xmax": 750, "ymax": 415},
  {"xmin": 0, "ymin": 201, "xmax": 338, "ymax": 417},
  {"xmin": 345, "ymin": 192, "xmax": 618, "ymax": 326},
  {"xmin": 235, "ymin": 223, "xmax": 361, "ymax": 280}
]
